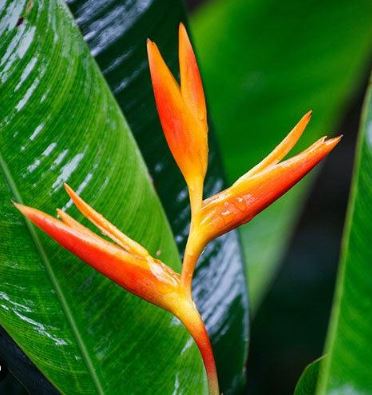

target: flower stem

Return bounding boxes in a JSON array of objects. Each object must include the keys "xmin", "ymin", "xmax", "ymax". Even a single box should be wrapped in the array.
[
  {"xmin": 177, "ymin": 301, "xmax": 219, "ymax": 395},
  {"xmin": 181, "ymin": 178, "xmax": 205, "ymax": 295},
  {"xmin": 181, "ymin": 228, "xmax": 204, "ymax": 298}
]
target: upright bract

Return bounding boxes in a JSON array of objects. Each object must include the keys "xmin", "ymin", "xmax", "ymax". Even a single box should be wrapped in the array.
[
  {"xmin": 147, "ymin": 25, "xmax": 208, "ymax": 213},
  {"xmin": 16, "ymin": 23, "xmax": 340, "ymax": 395}
]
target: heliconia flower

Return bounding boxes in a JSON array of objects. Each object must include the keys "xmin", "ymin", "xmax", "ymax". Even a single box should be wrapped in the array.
[
  {"xmin": 14, "ymin": 24, "xmax": 341, "ymax": 395},
  {"xmin": 147, "ymin": 23, "xmax": 208, "ymax": 212},
  {"xmin": 198, "ymin": 112, "xmax": 341, "ymax": 245}
]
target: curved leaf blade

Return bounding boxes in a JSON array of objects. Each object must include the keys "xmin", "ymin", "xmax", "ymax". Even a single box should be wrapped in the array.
[
  {"xmin": 192, "ymin": 0, "xmax": 372, "ymax": 310},
  {"xmin": 317, "ymin": 76, "xmax": 372, "ymax": 394},
  {"xmin": 0, "ymin": 1, "xmax": 206, "ymax": 393},
  {"xmin": 67, "ymin": 1, "xmax": 250, "ymax": 393},
  {"xmin": 295, "ymin": 357, "xmax": 323, "ymax": 395}
]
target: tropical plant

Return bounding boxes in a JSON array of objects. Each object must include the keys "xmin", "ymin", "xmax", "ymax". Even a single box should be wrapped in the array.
[{"xmin": 0, "ymin": 0, "xmax": 371, "ymax": 394}]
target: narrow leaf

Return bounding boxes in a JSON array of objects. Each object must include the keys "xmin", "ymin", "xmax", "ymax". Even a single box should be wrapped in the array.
[
  {"xmin": 317, "ymin": 76, "xmax": 372, "ymax": 394},
  {"xmin": 294, "ymin": 357, "xmax": 323, "ymax": 395}
]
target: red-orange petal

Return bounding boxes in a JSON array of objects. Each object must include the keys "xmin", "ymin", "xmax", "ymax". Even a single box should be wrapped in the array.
[
  {"xmin": 15, "ymin": 204, "xmax": 180, "ymax": 311},
  {"xmin": 200, "ymin": 136, "xmax": 341, "ymax": 242},
  {"xmin": 147, "ymin": 38, "xmax": 207, "ymax": 208},
  {"xmin": 179, "ymin": 23, "xmax": 207, "ymax": 127}
]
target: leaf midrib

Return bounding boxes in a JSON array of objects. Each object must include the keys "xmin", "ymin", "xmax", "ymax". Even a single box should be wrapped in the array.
[{"xmin": 0, "ymin": 151, "xmax": 105, "ymax": 395}]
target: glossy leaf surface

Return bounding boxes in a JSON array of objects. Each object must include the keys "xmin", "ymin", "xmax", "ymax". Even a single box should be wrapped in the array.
[
  {"xmin": 67, "ymin": 1, "xmax": 249, "ymax": 393},
  {"xmin": 294, "ymin": 357, "xmax": 322, "ymax": 395},
  {"xmin": 317, "ymin": 77, "xmax": 372, "ymax": 394},
  {"xmin": 0, "ymin": 1, "xmax": 206, "ymax": 393},
  {"xmin": 192, "ymin": 0, "xmax": 372, "ymax": 309}
]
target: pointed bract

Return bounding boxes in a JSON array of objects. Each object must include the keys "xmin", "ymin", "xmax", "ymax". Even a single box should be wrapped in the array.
[
  {"xmin": 64, "ymin": 184, "xmax": 149, "ymax": 257},
  {"xmin": 147, "ymin": 34, "xmax": 207, "ymax": 211},
  {"xmin": 199, "ymin": 134, "xmax": 340, "ymax": 244},
  {"xmin": 243, "ymin": 111, "xmax": 312, "ymax": 178},
  {"xmin": 57, "ymin": 208, "xmax": 98, "ymax": 239},
  {"xmin": 15, "ymin": 203, "xmax": 181, "ymax": 312},
  {"xmin": 179, "ymin": 23, "xmax": 207, "ymax": 127}
]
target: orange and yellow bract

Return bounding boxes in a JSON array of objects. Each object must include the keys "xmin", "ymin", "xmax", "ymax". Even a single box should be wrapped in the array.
[
  {"xmin": 16, "ymin": 23, "xmax": 340, "ymax": 395},
  {"xmin": 199, "ymin": 116, "xmax": 341, "ymax": 244},
  {"xmin": 147, "ymin": 24, "xmax": 208, "ymax": 213}
]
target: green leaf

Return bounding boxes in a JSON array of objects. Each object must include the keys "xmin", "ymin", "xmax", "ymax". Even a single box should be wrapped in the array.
[
  {"xmin": 67, "ymin": 1, "xmax": 249, "ymax": 393},
  {"xmin": 192, "ymin": 0, "xmax": 372, "ymax": 310},
  {"xmin": 294, "ymin": 357, "xmax": 323, "ymax": 395},
  {"xmin": 0, "ymin": 1, "xmax": 206, "ymax": 393},
  {"xmin": 316, "ymin": 76, "xmax": 372, "ymax": 394}
]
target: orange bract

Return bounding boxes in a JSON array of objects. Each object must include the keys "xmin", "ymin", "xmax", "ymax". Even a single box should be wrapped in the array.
[
  {"xmin": 14, "ymin": 190, "xmax": 181, "ymax": 314},
  {"xmin": 200, "ymin": 133, "xmax": 341, "ymax": 243},
  {"xmin": 147, "ymin": 23, "xmax": 208, "ymax": 211},
  {"xmin": 14, "ymin": 185, "xmax": 219, "ymax": 394},
  {"xmin": 179, "ymin": 23, "xmax": 207, "ymax": 128}
]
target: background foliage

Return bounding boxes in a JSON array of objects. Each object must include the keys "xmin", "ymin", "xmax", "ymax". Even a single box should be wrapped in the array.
[{"xmin": 192, "ymin": 0, "xmax": 372, "ymax": 309}]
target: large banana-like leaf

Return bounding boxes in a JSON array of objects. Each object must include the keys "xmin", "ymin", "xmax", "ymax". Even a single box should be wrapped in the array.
[
  {"xmin": 0, "ymin": 1, "xmax": 250, "ymax": 393},
  {"xmin": 316, "ymin": 76, "xmax": 372, "ymax": 394},
  {"xmin": 192, "ymin": 0, "xmax": 372, "ymax": 310},
  {"xmin": 0, "ymin": 1, "xmax": 206, "ymax": 393},
  {"xmin": 67, "ymin": 1, "xmax": 249, "ymax": 393}
]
